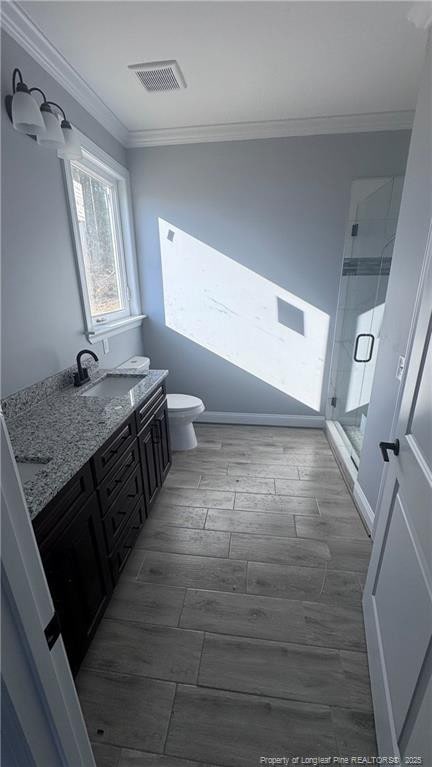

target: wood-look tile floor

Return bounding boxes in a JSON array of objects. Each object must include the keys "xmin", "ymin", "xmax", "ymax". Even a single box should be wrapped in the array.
[{"xmin": 77, "ymin": 424, "xmax": 377, "ymax": 767}]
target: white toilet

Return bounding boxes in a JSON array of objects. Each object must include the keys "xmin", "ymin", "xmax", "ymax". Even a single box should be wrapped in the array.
[{"xmin": 167, "ymin": 394, "xmax": 205, "ymax": 451}]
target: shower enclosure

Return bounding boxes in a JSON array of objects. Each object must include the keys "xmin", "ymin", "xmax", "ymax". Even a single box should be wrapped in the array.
[{"xmin": 328, "ymin": 176, "xmax": 404, "ymax": 469}]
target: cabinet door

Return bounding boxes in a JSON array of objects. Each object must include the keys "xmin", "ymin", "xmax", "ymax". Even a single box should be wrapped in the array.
[
  {"xmin": 109, "ymin": 497, "xmax": 146, "ymax": 585},
  {"xmin": 43, "ymin": 494, "xmax": 111, "ymax": 675},
  {"xmin": 139, "ymin": 423, "xmax": 159, "ymax": 509},
  {"xmin": 154, "ymin": 400, "xmax": 172, "ymax": 484}
]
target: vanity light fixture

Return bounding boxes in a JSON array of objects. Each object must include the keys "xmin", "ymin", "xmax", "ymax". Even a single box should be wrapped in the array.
[{"xmin": 5, "ymin": 68, "xmax": 82, "ymax": 160}]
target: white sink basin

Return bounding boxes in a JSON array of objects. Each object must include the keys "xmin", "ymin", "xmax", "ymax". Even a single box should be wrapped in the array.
[{"xmin": 80, "ymin": 374, "xmax": 146, "ymax": 398}]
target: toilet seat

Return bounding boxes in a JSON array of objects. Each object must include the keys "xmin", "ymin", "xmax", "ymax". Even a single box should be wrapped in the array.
[{"xmin": 167, "ymin": 394, "xmax": 204, "ymax": 415}]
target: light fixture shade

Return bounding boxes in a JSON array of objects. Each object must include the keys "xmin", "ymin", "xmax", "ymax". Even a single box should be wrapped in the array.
[
  {"xmin": 37, "ymin": 108, "xmax": 65, "ymax": 149},
  {"xmin": 11, "ymin": 89, "xmax": 45, "ymax": 135},
  {"xmin": 57, "ymin": 123, "xmax": 82, "ymax": 160}
]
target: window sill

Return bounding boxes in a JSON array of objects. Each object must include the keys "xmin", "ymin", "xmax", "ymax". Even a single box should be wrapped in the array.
[{"xmin": 86, "ymin": 314, "xmax": 147, "ymax": 344}]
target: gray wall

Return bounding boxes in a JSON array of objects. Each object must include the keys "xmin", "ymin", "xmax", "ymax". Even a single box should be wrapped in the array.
[
  {"xmin": 1, "ymin": 31, "xmax": 143, "ymax": 397},
  {"xmin": 129, "ymin": 130, "xmax": 410, "ymax": 416},
  {"xmin": 358, "ymin": 39, "xmax": 432, "ymax": 511}
]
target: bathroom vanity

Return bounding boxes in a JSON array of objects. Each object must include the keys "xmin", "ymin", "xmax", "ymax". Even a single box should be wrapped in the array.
[{"xmin": 3, "ymin": 369, "xmax": 171, "ymax": 674}]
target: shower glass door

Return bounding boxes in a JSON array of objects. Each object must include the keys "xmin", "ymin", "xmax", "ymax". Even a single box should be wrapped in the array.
[{"xmin": 329, "ymin": 176, "xmax": 404, "ymax": 467}]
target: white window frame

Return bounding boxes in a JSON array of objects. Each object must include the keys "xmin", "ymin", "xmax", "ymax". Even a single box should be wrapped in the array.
[{"xmin": 63, "ymin": 131, "xmax": 145, "ymax": 343}]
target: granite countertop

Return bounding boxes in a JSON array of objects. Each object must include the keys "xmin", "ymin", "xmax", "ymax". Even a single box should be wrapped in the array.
[{"xmin": 5, "ymin": 368, "xmax": 168, "ymax": 519}]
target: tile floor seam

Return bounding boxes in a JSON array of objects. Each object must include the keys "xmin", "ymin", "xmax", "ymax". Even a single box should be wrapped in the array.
[
  {"xmin": 181, "ymin": 678, "xmax": 366, "ymax": 712},
  {"xmin": 132, "ymin": 550, "xmax": 146, "ymax": 581},
  {"xmin": 195, "ymin": 631, "xmax": 208, "ymax": 692},
  {"xmin": 162, "ymin": 682, "xmax": 178, "ymax": 754},
  {"xmin": 138, "ymin": 522, "xmax": 222, "ymax": 533},
  {"xmin": 191, "ymin": 616, "xmax": 365, "ymax": 653},
  {"xmin": 81, "ymin": 663, "xmax": 202, "ymax": 689},
  {"xmin": 319, "ymin": 562, "xmax": 329, "ymax": 597},
  {"xmin": 133, "ymin": 559, "xmax": 359, "ymax": 583},
  {"xmin": 85, "ymin": 617, "xmax": 366, "ymax": 655},
  {"xmin": 134, "ymin": 567, "xmax": 366, "ymax": 592},
  {"xmin": 99, "ymin": 614, "xmax": 205, "ymax": 636},
  {"xmin": 177, "ymin": 587, "xmax": 189, "ymax": 628},
  {"xmin": 227, "ymin": 532, "xmax": 233, "ymax": 558},
  {"xmin": 134, "ymin": 545, "xmax": 238, "ymax": 560}
]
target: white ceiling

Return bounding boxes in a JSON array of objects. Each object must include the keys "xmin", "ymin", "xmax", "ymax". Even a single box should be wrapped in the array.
[{"xmin": 18, "ymin": 1, "xmax": 427, "ymax": 138}]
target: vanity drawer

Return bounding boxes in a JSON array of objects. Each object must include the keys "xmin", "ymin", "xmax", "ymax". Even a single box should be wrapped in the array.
[
  {"xmin": 34, "ymin": 462, "xmax": 94, "ymax": 551},
  {"xmin": 102, "ymin": 464, "xmax": 143, "ymax": 554},
  {"xmin": 135, "ymin": 386, "xmax": 165, "ymax": 433},
  {"xmin": 98, "ymin": 439, "xmax": 139, "ymax": 513},
  {"xmin": 92, "ymin": 414, "xmax": 136, "ymax": 483},
  {"xmin": 109, "ymin": 497, "xmax": 145, "ymax": 584}
]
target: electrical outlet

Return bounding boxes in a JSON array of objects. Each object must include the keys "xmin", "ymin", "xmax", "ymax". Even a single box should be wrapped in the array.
[{"xmin": 103, "ymin": 338, "xmax": 110, "ymax": 354}]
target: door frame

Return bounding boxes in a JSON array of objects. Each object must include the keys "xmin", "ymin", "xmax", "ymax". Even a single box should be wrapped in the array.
[
  {"xmin": 1, "ymin": 414, "xmax": 95, "ymax": 766},
  {"xmin": 372, "ymin": 220, "xmax": 432, "ymax": 537},
  {"xmin": 363, "ymin": 220, "xmax": 432, "ymax": 755}
]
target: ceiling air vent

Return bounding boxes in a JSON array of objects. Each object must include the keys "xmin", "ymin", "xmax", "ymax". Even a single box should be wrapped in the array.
[{"xmin": 128, "ymin": 60, "xmax": 186, "ymax": 92}]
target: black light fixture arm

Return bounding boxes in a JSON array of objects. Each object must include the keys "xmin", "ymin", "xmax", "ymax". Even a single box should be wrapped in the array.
[
  {"xmin": 46, "ymin": 102, "xmax": 67, "ymax": 121},
  {"xmin": 5, "ymin": 67, "xmax": 72, "ymax": 130},
  {"xmin": 12, "ymin": 67, "xmax": 24, "ymax": 93},
  {"xmin": 5, "ymin": 65, "xmax": 81, "ymax": 158},
  {"xmin": 29, "ymin": 87, "xmax": 48, "ymax": 104}
]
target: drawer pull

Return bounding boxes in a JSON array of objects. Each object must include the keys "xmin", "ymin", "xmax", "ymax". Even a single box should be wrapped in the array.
[
  {"xmin": 105, "ymin": 429, "xmax": 130, "ymax": 461},
  {"xmin": 116, "ymin": 456, "xmax": 135, "ymax": 481}
]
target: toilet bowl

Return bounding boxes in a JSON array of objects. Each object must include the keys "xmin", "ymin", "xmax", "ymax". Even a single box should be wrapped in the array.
[{"xmin": 167, "ymin": 394, "xmax": 205, "ymax": 451}]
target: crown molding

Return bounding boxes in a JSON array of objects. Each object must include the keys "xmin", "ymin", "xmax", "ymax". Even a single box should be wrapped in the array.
[
  {"xmin": 1, "ymin": 1, "xmax": 128, "ymax": 145},
  {"xmin": 1, "ymin": 1, "xmax": 415, "ymax": 151},
  {"xmin": 127, "ymin": 111, "xmax": 414, "ymax": 148}
]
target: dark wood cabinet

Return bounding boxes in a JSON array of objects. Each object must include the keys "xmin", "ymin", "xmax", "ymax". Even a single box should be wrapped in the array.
[
  {"xmin": 154, "ymin": 399, "xmax": 172, "ymax": 485},
  {"xmin": 139, "ymin": 422, "xmax": 160, "ymax": 507},
  {"xmin": 42, "ymin": 493, "xmax": 111, "ymax": 675},
  {"xmin": 102, "ymin": 462, "xmax": 143, "ymax": 554},
  {"xmin": 34, "ymin": 383, "xmax": 171, "ymax": 676},
  {"xmin": 135, "ymin": 385, "xmax": 164, "ymax": 433},
  {"xmin": 34, "ymin": 462, "xmax": 93, "ymax": 548},
  {"xmin": 109, "ymin": 497, "xmax": 145, "ymax": 584},
  {"xmin": 137, "ymin": 393, "xmax": 171, "ymax": 511},
  {"xmin": 97, "ymin": 439, "xmax": 140, "ymax": 512},
  {"xmin": 92, "ymin": 414, "xmax": 136, "ymax": 483}
]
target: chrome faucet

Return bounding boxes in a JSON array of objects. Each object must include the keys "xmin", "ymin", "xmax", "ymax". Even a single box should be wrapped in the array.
[{"xmin": 74, "ymin": 349, "xmax": 99, "ymax": 387}]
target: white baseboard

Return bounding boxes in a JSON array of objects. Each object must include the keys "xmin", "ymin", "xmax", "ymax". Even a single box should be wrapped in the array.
[
  {"xmin": 325, "ymin": 420, "xmax": 357, "ymax": 491},
  {"xmin": 197, "ymin": 411, "xmax": 324, "ymax": 428},
  {"xmin": 353, "ymin": 481, "xmax": 375, "ymax": 537}
]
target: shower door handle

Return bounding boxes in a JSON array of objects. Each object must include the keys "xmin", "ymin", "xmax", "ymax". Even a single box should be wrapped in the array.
[
  {"xmin": 379, "ymin": 439, "xmax": 400, "ymax": 462},
  {"xmin": 353, "ymin": 333, "xmax": 375, "ymax": 363}
]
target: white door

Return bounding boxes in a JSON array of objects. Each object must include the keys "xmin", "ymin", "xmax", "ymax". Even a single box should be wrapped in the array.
[
  {"xmin": 363, "ymin": 228, "xmax": 432, "ymax": 761},
  {"xmin": 1, "ymin": 414, "xmax": 95, "ymax": 766}
]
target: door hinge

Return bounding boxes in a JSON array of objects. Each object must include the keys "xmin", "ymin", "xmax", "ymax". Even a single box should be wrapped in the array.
[
  {"xmin": 330, "ymin": 396, "xmax": 337, "ymax": 407},
  {"xmin": 351, "ymin": 223, "xmax": 358, "ymax": 237},
  {"xmin": 44, "ymin": 612, "xmax": 61, "ymax": 651}
]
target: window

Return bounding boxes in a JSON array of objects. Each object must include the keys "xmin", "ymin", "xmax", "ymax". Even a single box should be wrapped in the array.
[{"xmin": 64, "ymin": 134, "xmax": 143, "ymax": 340}]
